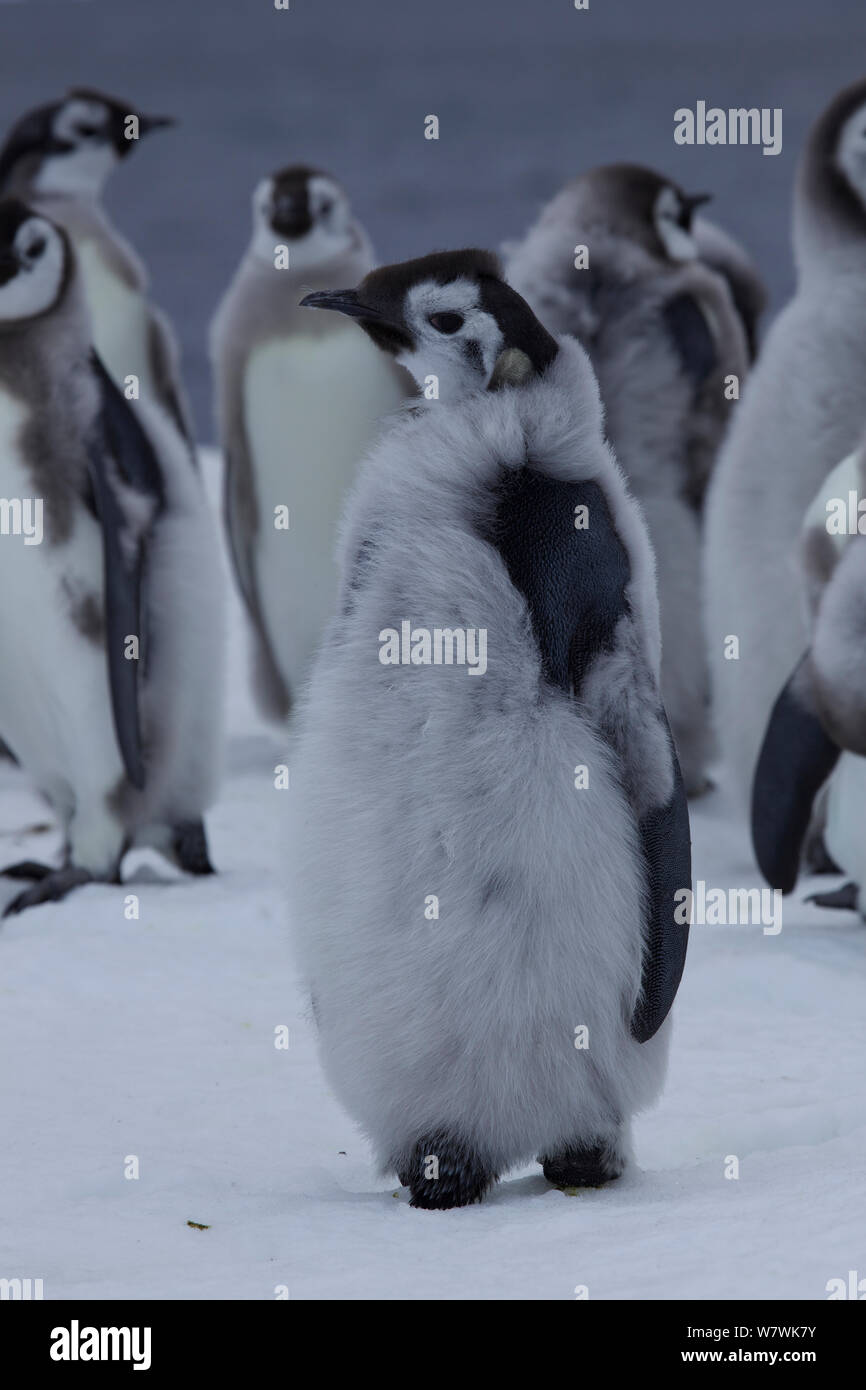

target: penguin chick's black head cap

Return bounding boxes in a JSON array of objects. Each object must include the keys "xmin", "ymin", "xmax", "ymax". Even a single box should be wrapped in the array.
[
  {"xmin": 0, "ymin": 88, "xmax": 174, "ymax": 189},
  {"xmin": 268, "ymin": 163, "xmax": 331, "ymax": 238},
  {"xmin": 801, "ymin": 75, "xmax": 866, "ymax": 234},
  {"xmin": 299, "ymin": 248, "xmax": 558, "ymax": 384}
]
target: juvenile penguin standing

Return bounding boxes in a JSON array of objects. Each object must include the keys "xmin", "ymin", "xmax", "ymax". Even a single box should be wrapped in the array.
[
  {"xmin": 753, "ymin": 444, "xmax": 866, "ymax": 913},
  {"xmin": 288, "ymin": 250, "xmax": 691, "ymax": 1209},
  {"xmin": 0, "ymin": 88, "xmax": 192, "ymax": 446},
  {"xmin": 0, "ymin": 201, "xmax": 224, "ymax": 913},
  {"xmin": 210, "ymin": 165, "xmax": 410, "ymax": 721},
  {"xmin": 506, "ymin": 165, "xmax": 752, "ymax": 793},
  {"xmin": 706, "ymin": 77, "xmax": 866, "ymax": 810}
]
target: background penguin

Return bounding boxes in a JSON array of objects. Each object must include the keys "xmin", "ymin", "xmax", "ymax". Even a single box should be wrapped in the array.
[
  {"xmin": 0, "ymin": 200, "xmax": 224, "ymax": 914},
  {"xmin": 752, "ymin": 443, "xmax": 866, "ymax": 913},
  {"xmin": 705, "ymin": 76, "xmax": 866, "ymax": 812},
  {"xmin": 210, "ymin": 164, "xmax": 410, "ymax": 721},
  {"xmin": 0, "ymin": 88, "xmax": 193, "ymax": 449},
  {"xmin": 288, "ymin": 249, "xmax": 691, "ymax": 1209},
  {"xmin": 506, "ymin": 164, "xmax": 753, "ymax": 793}
]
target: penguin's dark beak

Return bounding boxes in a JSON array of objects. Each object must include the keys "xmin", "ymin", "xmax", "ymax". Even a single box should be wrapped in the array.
[
  {"xmin": 300, "ymin": 289, "xmax": 414, "ymax": 356},
  {"xmin": 300, "ymin": 289, "xmax": 386, "ymax": 321},
  {"xmin": 683, "ymin": 192, "xmax": 713, "ymax": 221},
  {"xmin": 138, "ymin": 114, "xmax": 176, "ymax": 136},
  {"xmin": 0, "ymin": 251, "xmax": 19, "ymax": 286}
]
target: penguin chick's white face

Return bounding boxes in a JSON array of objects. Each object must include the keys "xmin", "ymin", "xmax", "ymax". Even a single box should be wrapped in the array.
[
  {"xmin": 397, "ymin": 277, "xmax": 505, "ymax": 400},
  {"xmin": 34, "ymin": 99, "xmax": 118, "ymax": 197},
  {"xmin": 836, "ymin": 101, "xmax": 866, "ymax": 209},
  {"xmin": 0, "ymin": 212, "xmax": 66, "ymax": 321},
  {"xmin": 299, "ymin": 249, "xmax": 559, "ymax": 403},
  {"xmin": 251, "ymin": 166, "xmax": 359, "ymax": 269},
  {"xmin": 653, "ymin": 185, "xmax": 699, "ymax": 261}
]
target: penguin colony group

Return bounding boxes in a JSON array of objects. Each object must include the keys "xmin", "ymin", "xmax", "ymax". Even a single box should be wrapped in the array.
[{"xmin": 1, "ymin": 78, "xmax": 864, "ymax": 1208}]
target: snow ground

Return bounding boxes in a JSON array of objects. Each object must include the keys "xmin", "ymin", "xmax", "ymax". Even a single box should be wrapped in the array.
[{"xmin": 1, "ymin": 449, "xmax": 865, "ymax": 1302}]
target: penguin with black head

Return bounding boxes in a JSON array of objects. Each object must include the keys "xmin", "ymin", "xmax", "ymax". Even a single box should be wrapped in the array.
[{"xmin": 289, "ymin": 249, "xmax": 691, "ymax": 1209}]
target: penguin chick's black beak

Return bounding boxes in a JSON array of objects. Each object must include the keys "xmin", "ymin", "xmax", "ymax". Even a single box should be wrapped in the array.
[
  {"xmin": 300, "ymin": 290, "xmax": 414, "ymax": 356},
  {"xmin": 300, "ymin": 289, "xmax": 384, "ymax": 320},
  {"xmin": 682, "ymin": 191, "xmax": 713, "ymax": 225},
  {"xmin": 137, "ymin": 114, "xmax": 176, "ymax": 136}
]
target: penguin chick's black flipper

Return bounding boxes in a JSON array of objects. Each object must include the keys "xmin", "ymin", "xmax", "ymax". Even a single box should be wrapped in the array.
[
  {"xmin": 630, "ymin": 722, "xmax": 691, "ymax": 1043},
  {"xmin": 483, "ymin": 467, "xmax": 690, "ymax": 1046},
  {"xmin": 751, "ymin": 655, "xmax": 841, "ymax": 894},
  {"xmin": 661, "ymin": 292, "xmax": 718, "ymax": 389},
  {"xmin": 86, "ymin": 353, "xmax": 165, "ymax": 791}
]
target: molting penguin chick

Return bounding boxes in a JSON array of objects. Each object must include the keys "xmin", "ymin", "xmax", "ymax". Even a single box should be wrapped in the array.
[
  {"xmin": 506, "ymin": 164, "xmax": 753, "ymax": 794},
  {"xmin": 752, "ymin": 444, "xmax": 866, "ymax": 914},
  {"xmin": 291, "ymin": 250, "xmax": 691, "ymax": 1208},
  {"xmin": 705, "ymin": 76, "xmax": 866, "ymax": 814},
  {"xmin": 210, "ymin": 165, "xmax": 410, "ymax": 722},
  {"xmin": 0, "ymin": 89, "xmax": 193, "ymax": 450},
  {"xmin": 0, "ymin": 200, "xmax": 224, "ymax": 915}
]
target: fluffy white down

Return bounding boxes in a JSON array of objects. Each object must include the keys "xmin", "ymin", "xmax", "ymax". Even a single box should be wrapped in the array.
[{"xmin": 287, "ymin": 337, "xmax": 671, "ymax": 1178}]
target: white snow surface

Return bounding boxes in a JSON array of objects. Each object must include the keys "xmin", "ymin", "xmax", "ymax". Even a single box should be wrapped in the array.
[{"xmin": 0, "ymin": 448, "xmax": 864, "ymax": 1301}]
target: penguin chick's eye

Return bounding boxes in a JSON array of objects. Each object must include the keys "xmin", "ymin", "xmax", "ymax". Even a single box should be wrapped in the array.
[
  {"xmin": 318, "ymin": 198, "xmax": 334, "ymax": 217},
  {"xmin": 25, "ymin": 238, "xmax": 46, "ymax": 261},
  {"xmin": 75, "ymin": 123, "xmax": 101, "ymax": 139},
  {"xmin": 428, "ymin": 312, "xmax": 464, "ymax": 334}
]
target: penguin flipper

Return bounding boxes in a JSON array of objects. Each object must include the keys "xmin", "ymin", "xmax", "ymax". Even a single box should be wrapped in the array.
[
  {"xmin": 630, "ymin": 720, "xmax": 691, "ymax": 1043},
  {"xmin": 484, "ymin": 466, "xmax": 690, "ymax": 1044},
  {"xmin": 660, "ymin": 291, "xmax": 718, "ymax": 388},
  {"xmin": 87, "ymin": 353, "xmax": 165, "ymax": 791},
  {"xmin": 751, "ymin": 655, "xmax": 841, "ymax": 894},
  {"xmin": 222, "ymin": 438, "xmax": 291, "ymax": 721}
]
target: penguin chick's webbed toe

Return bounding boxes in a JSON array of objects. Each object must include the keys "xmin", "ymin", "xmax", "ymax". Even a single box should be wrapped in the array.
[
  {"xmin": 2, "ymin": 866, "xmax": 93, "ymax": 917},
  {"xmin": 171, "ymin": 820, "xmax": 215, "ymax": 875},
  {"xmin": 805, "ymin": 881, "xmax": 860, "ymax": 912},
  {"xmin": 539, "ymin": 1136, "xmax": 625, "ymax": 1189},
  {"xmin": 399, "ymin": 1134, "xmax": 497, "ymax": 1210}
]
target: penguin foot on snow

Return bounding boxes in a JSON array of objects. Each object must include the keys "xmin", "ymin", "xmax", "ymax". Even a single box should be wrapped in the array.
[
  {"xmin": 171, "ymin": 820, "xmax": 215, "ymax": 876},
  {"xmin": 397, "ymin": 1133, "xmax": 497, "ymax": 1210},
  {"xmin": 806, "ymin": 881, "xmax": 860, "ymax": 912},
  {"xmin": 803, "ymin": 832, "xmax": 842, "ymax": 877},
  {"xmin": 2, "ymin": 866, "xmax": 93, "ymax": 917},
  {"xmin": 539, "ymin": 1135, "xmax": 625, "ymax": 1189}
]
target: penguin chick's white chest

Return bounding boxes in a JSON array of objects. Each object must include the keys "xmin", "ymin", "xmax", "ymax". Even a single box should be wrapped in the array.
[
  {"xmin": 74, "ymin": 237, "xmax": 158, "ymax": 399},
  {"xmin": 242, "ymin": 326, "xmax": 405, "ymax": 685},
  {"xmin": 0, "ymin": 387, "xmax": 120, "ymax": 800}
]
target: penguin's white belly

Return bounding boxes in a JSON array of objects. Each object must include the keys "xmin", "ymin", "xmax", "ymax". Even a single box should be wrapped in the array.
[
  {"xmin": 75, "ymin": 239, "xmax": 159, "ymax": 401},
  {"xmin": 0, "ymin": 390, "xmax": 122, "ymax": 810},
  {"xmin": 825, "ymin": 753, "xmax": 866, "ymax": 893},
  {"xmin": 244, "ymin": 331, "xmax": 404, "ymax": 687}
]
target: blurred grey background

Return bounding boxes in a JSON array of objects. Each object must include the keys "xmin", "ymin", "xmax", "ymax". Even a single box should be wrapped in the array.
[{"xmin": 1, "ymin": 0, "xmax": 865, "ymax": 437}]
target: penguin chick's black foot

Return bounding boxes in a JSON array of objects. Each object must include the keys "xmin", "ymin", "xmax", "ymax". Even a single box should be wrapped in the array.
[
  {"xmin": 2, "ymin": 860, "xmax": 56, "ymax": 881},
  {"xmin": 804, "ymin": 829, "xmax": 842, "ymax": 876},
  {"xmin": 2, "ymin": 866, "xmax": 93, "ymax": 917},
  {"xmin": 172, "ymin": 820, "xmax": 215, "ymax": 875},
  {"xmin": 399, "ymin": 1133, "xmax": 496, "ymax": 1209},
  {"xmin": 806, "ymin": 881, "xmax": 859, "ymax": 911},
  {"xmin": 540, "ymin": 1137, "xmax": 624, "ymax": 1189}
]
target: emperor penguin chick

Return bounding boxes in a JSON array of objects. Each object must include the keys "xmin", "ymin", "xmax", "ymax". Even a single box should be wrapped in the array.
[
  {"xmin": 706, "ymin": 76, "xmax": 866, "ymax": 810},
  {"xmin": 210, "ymin": 165, "xmax": 410, "ymax": 721},
  {"xmin": 0, "ymin": 88, "xmax": 193, "ymax": 449},
  {"xmin": 752, "ymin": 444, "xmax": 866, "ymax": 914},
  {"xmin": 0, "ymin": 201, "xmax": 224, "ymax": 915},
  {"xmin": 289, "ymin": 250, "xmax": 692, "ymax": 1209},
  {"xmin": 506, "ymin": 165, "xmax": 752, "ymax": 794}
]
